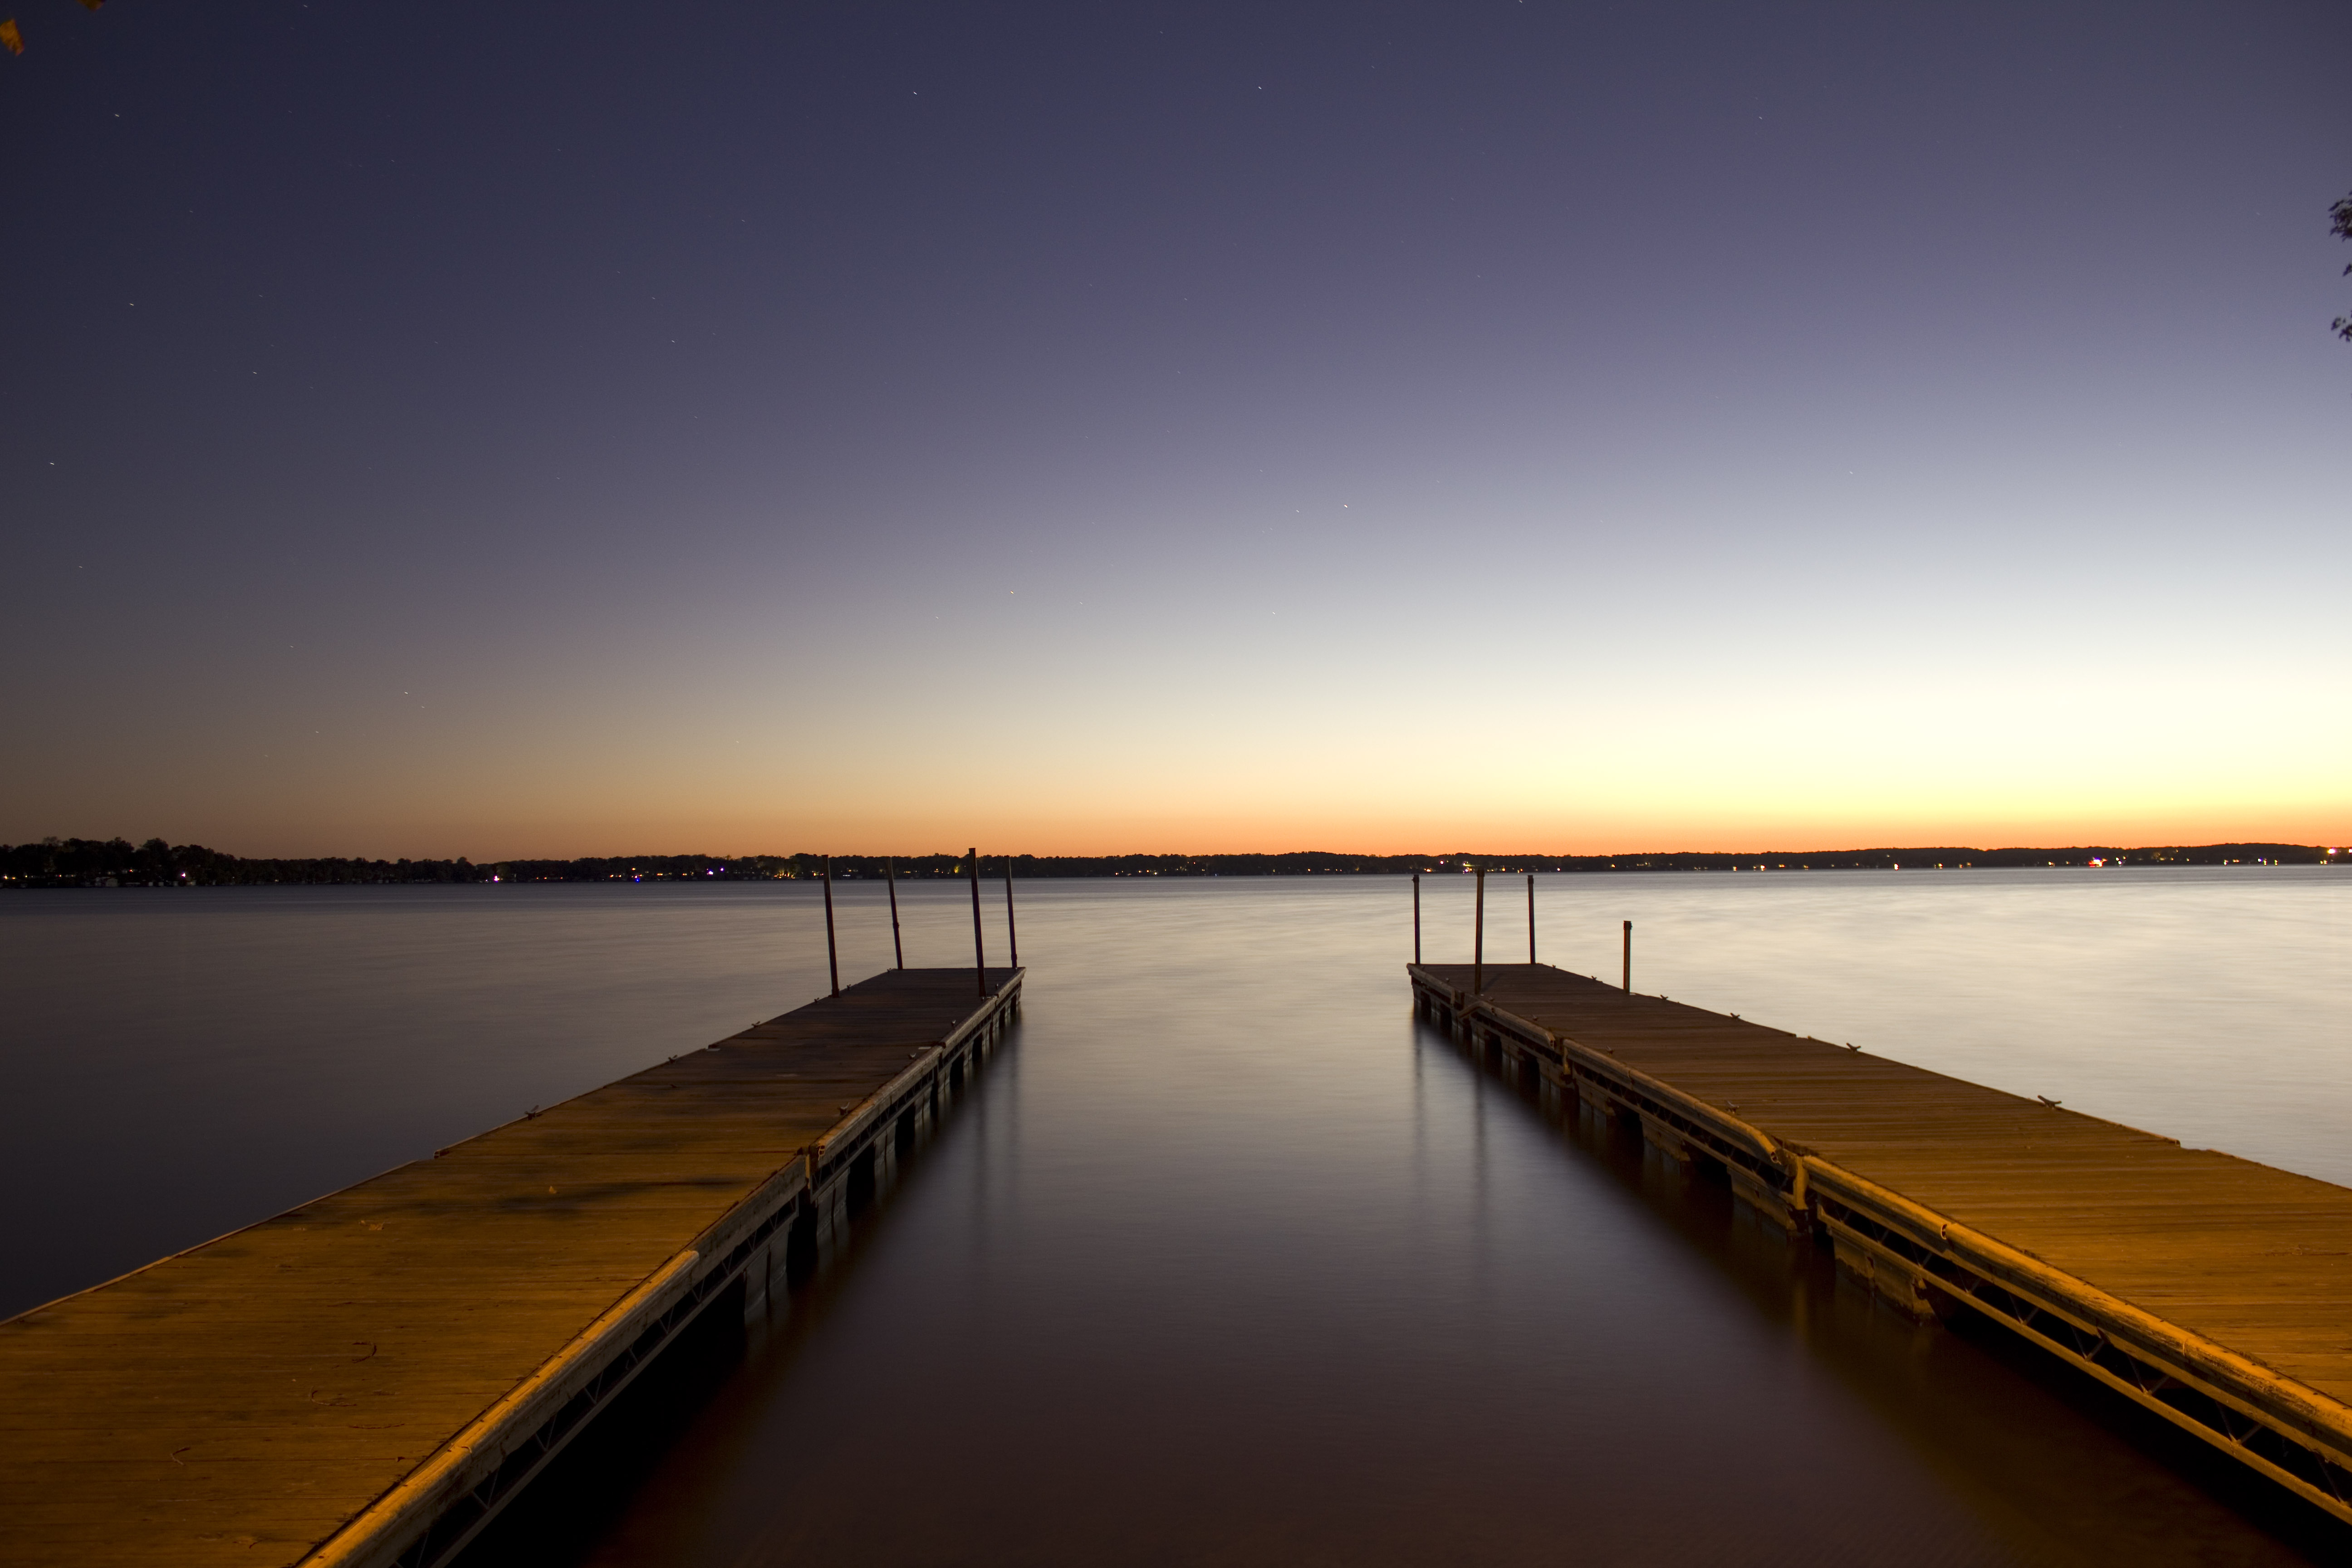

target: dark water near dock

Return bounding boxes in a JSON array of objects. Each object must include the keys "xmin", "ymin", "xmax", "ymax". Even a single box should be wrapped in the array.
[{"xmin": 5, "ymin": 870, "xmax": 2349, "ymax": 1562}]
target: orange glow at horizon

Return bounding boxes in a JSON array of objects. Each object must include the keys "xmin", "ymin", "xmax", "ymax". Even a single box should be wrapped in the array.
[
  {"xmin": 47, "ymin": 777, "xmax": 2344, "ymax": 865},
  {"xmin": 15, "ymin": 649, "xmax": 2347, "ymax": 861}
]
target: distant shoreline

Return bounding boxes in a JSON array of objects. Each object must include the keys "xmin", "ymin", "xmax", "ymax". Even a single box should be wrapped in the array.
[{"xmin": 2, "ymin": 838, "xmax": 2340, "ymax": 888}]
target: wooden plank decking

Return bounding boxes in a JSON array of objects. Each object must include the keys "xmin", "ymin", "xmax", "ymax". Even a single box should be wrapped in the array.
[
  {"xmin": 0, "ymin": 965, "xmax": 1022, "ymax": 1568},
  {"xmin": 1411, "ymin": 961, "xmax": 2352, "ymax": 1525}
]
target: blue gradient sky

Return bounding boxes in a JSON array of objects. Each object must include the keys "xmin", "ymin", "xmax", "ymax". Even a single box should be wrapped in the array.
[{"xmin": 5, "ymin": 2, "xmax": 2347, "ymax": 856}]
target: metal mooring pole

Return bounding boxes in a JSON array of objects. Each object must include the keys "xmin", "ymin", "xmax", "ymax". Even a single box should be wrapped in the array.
[
  {"xmin": 1472, "ymin": 867, "xmax": 1485, "ymax": 997},
  {"xmin": 1412, "ymin": 874, "xmax": 1421, "ymax": 964},
  {"xmin": 822, "ymin": 856, "xmax": 840, "ymax": 997},
  {"xmin": 1003, "ymin": 857, "xmax": 1019, "ymax": 969},
  {"xmin": 1527, "ymin": 873, "xmax": 1536, "ymax": 965},
  {"xmin": 967, "ymin": 847, "xmax": 986, "ymax": 997},
  {"xmin": 1622, "ymin": 919, "xmax": 1632, "ymax": 994},
  {"xmin": 886, "ymin": 856, "xmax": 904, "ymax": 969}
]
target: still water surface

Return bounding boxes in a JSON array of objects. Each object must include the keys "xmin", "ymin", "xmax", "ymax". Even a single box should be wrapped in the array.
[{"xmin": 5, "ymin": 870, "xmax": 2349, "ymax": 1563}]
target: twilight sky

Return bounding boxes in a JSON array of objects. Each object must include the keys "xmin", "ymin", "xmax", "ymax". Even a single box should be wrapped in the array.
[{"xmin": 4, "ymin": 1, "xmax": 2347, "ymax": 858}]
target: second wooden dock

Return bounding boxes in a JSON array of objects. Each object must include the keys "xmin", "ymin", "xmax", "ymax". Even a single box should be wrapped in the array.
[{"xmin": 1412, "ymin": 960, "xmax": 2352, "ymax": 1528}]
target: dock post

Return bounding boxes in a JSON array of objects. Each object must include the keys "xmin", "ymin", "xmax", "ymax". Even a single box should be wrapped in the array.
[
  {"xmin": 886, "ymin": 856, "xmax": 904, "ymax": 969},
  {"xmin": 822, "ymin": 856, "xmax": 840, "ymax": 997},
  {"xmin": 1003, "ymin": 857, "xmax": 1019, "ymax": 969},
  {"xmin": 1412, "ymin": 874, "xmax": 1421, "ymax": 964},
  {"xmin": 967, "ymin": 846, "xmax": 986, "ymax": 997},
  {"xmin": 1622, "ymin": 919, "xmax": 1632, "ymax": 993},
  {"xmin": 1527, "ymin": 872, "xmax": 1536, "ymax": 965},
  {"xmin": 1473, "ymin": 867, "xmax": 1485, "ymax": 996}
]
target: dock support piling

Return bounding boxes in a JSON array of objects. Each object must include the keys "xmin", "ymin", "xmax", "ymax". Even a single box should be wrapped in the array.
[
  {"xmin": 1527, "ymin": 873, "xmax": 1536, "ymax": 965},
  {"xmin": 822, "ymin": 856, "xmax": 840, "ymax": 996},
  {"xmin": 1622, "ymin": 919, "xmax": 1632, "ymax": 994},
  {"xmin": 1473, "ymin": 867, "xmax": 1485, "ymax": 997},
  {"xmin": 886, "ymin": 857, "xmax": 904, "ymax": 970},
  {"xmin": 1412, "ymin": 874, "xmax": 1421, "ymax": 964},
  {"xmin": 967, "ymin": 846, "xmax": 986, "ymax": 996},
  {"xmin": 1003, "ymin": 857, "xmax": 1019, "ymax": 969}
]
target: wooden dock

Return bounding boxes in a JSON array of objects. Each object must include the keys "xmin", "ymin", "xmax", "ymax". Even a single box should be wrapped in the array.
[
  {"xmin": 0, "ymin": 965, "xmax": 1022, "ymax": 1568},
  {"xmin": 1410, "ymin": 961, "xmax": 2352, "ymax": 1526}
]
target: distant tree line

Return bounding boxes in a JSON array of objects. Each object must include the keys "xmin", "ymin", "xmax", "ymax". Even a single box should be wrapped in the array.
[{"xmin": 0, "ymin": 837, "xmax": 2338, "ymax": 888}]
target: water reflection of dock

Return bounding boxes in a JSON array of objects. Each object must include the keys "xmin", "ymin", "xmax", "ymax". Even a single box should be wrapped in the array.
[
  {"xmin": 0, "ymin": 965, "xmax": 1021, "ymax": 1568},
  {"xmin": 1412, "ymin": 960, "xmax": 2352, "ymax": 1528}
]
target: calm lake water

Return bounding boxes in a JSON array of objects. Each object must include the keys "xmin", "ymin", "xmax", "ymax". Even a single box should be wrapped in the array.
[{"xmin": 5, "ymin": 869, "xmax": 2350, "ymax": 1563}]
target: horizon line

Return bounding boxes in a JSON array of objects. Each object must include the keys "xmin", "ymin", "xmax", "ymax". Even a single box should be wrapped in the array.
[{"xmin": 5, "ymin": 835, "xmax": 2342, "ymax": 887}]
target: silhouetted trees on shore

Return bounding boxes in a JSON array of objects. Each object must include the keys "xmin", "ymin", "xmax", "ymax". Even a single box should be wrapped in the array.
[{"xmin": 0, "ymin": 837, "xmax": 2337, "ymax": 888}]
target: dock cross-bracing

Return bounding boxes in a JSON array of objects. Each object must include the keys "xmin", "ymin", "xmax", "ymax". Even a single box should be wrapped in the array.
[
  {"xmin": 1411, "ymin": 961, "xmax": 2352, "ymax": 1526},
  {"xmin": 0, "ymin": 966, "xmax": 1021, "ymax": 1568}
]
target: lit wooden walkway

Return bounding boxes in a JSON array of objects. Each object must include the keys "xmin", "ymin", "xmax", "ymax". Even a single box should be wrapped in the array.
[
  {"xmin": 0, "ymin": 965, "xmax": 1022, "ymax": 1568},
  {"xmin": 1411, "ymin": 961, "xmax": 2352, "ymax": 1525}
]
